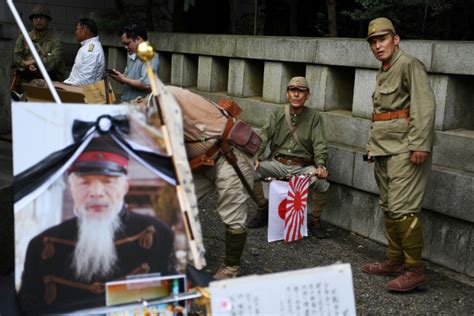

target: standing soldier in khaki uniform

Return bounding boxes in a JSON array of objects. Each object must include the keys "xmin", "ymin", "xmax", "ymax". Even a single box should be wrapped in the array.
[
  {"xmin": 247, "ymin": 77, "xmax": 330, "ymax": 239},
  {"xmin": 13, "ymin": 4, "xmax": 65, "ymax": 84},
  {"xmin": 362, "ymin": 18, "xmax": 436, "ymax": 292}
]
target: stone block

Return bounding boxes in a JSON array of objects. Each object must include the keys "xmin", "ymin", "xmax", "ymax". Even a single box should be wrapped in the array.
[
  {"xmin": 429, "ymin": 74, "xmax": 449, "ymax": 131},
  {"xmin": 306, "ymin": 65, "xmax": 354, "ymax": 112},
  {"xmin": 399, "ymin": 41, "xmax": 434, "ymax": 71},
  {"xmin": 353, "ymin": 149, "xmax": 379, "ymax": 194},
  {"xmin": 262, "ymin": 61, "xmax": 304, "ymax": 103},
  {"xmin": 191, "ymin": 89, "xmax": 279, "ymax": 128},
  {"xmin": 433, "ymin": 129, "xmax": 474, "ymax": 173},
  {"xmin": 424, "ymin": 165, "xmax": 474, "ymax": 223},
  {"xmin": 352, "ymin": 69, "xmax": 376, "ymax": 119},
  {"xmin": 312, "ymin": 39, "xmax": 376, "ymax": 69},
  {"xmin": 158, "ymin": 51, "xmax": 172, "ymax": 83},
  {"xmin": 326, "ymin": 144, "xmax": 354, "ymax": 187},
  {"xmin": 171, "ymin": 53, "xmax": 197, "ymax": 87},
  {"xmin": 197, "ymin": 56, "xmax": 228, "ymax": 92},
  {"xmin": 323, "ymin": 183, "xmax": 385, "ymax": 243},
  {"xmin": 228, "ymin": 59, "xmax": 263, "ymax": 97},
  {"xmin": 321, "ymin": 110, "xmax": 371, "ymax": 149},
  {"xmin": 235, "ymin": 36, "xmax": 318, "ymax": 63},
  {"xmin": 423, "ymin": 211, "xmax": 473, "ymax": 276},
  {"xmin": 326, "ymin": 143, "xmax": 379, "ymax": 194},
  {"xmin": 443, "ymin": 76, "xmax": 474, "ymax": 130},
  {"xmin": 152, "ymin": 33, "xmax": 236, "ymax": 57},
  {"xmin": 430, "ymin": 74, "xmax": 474, "ymax": 131},
  {"xmin": 432, "ymin": 42, "xmax": 474, "ymax": 75}
]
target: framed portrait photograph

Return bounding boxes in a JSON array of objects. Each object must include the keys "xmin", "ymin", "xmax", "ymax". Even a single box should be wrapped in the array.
[{"xmin": 13, "ymin": 102, "xmax": 192, "ymax": 314}]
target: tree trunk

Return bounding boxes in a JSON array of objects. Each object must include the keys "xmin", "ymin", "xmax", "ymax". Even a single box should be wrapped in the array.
[
  {"xmin": 326, "ymin": 0, "xmax": 337, "ymax": 37},
  {"xmin": 115, "ymin": 0, "xmax": 125, "ymax": 16},
  {"xmin": 228, "ymin": 0, "xmax": 236, "ymax": 34},
  {"xmin": 173, "ymin": 0, "xmax": 187, "ymax": 32}
]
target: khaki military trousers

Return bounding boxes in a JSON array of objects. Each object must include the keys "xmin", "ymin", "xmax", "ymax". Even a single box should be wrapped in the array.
[
  {"xmin": 374, "ymin": 152, "xmax": 432, "ymax": 265},
  {"xmin": 193, "ymin": 149, "xmax": 254, "ymax": 232},
  {"xmin": 256, "ymin": 159, "xmax": 330, "ymax": 193},
  {"xmin": 374, "ymin": 151, "xmax": 432, "ymax": 218}
]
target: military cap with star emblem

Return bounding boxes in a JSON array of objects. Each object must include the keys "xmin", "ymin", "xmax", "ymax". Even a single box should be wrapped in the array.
[
  {"xmin": 287, "ymin": 76, "xmax": 309, "ymax": 91},
  {"xmin": 68, "ymin": 136, "xmax": 129, "ymax": 176},
  {"xmin": 366, "ymin": 17, "xmax": 396, "ymax": 41}
]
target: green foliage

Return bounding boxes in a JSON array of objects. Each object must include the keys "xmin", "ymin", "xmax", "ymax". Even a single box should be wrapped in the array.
[{"xmin": 342, "ymin": 0, "xmax": 453, "ymax": 38}]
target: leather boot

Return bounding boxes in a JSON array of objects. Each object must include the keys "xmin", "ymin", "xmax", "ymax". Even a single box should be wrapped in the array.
[
  {"xmin": 308, "ymin": 191, "xmax": 328, "ymax": 238},
  {"xmin": 247, "ymin": 181, "xmax": 268, "ymax": 229},
  {"xmin": 362, "ymin": 259, "xmax": 404, "ymax": 276},
  {"xmin": 214, "ymin": 229, "xmax": 247, "ymax": 280},
  {"xmin": 385, "ymin": 263, "xmax": 426, "ymax": 292}
]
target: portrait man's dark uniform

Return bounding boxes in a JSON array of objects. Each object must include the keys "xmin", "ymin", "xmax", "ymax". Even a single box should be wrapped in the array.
[{"xmin": 17, "ymin": 136, "xmax": 176, "ymax": 314}]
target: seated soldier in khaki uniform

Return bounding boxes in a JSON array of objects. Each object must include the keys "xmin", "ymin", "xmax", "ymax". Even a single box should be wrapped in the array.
[
  {"xmin": 362, "ymin": 17, "xmax": 436, "ymax": 292},
  {"xmin": 13, "ymin": 5, "xmax": 65, "ymax": 86},
  {"xmin": 247, "ymin": 76, "xmax": 330, "ymax": 239}
]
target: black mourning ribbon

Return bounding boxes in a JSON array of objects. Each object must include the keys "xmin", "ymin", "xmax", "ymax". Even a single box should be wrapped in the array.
[
  {"xmin": 15, "ymin": 115, "xmax": 176, "ymax": 204},
  {"xmin": 72, "ymin": 114, "xmax": 130, "ymax": 143}
]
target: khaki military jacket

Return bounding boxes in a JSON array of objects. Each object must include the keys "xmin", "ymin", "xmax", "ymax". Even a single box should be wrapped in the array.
[
  {"xmin": 257, "ymin": 105, "xmax": 328, "ymax": 166},
  {"xmin": 14, "ymin": 30, "xmax": 65, "ymax": 81},
  {"xmin": 367, "ymin": 49, "xmax": 436, "ymax": 156}
]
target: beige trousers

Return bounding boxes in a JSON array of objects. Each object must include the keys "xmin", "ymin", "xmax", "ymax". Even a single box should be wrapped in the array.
[
  {"xmin": 374, "ymin": 152, "xmax": 432, "ymax": 219},
  {"xmin": 193, "ymin": 149, "xmax": 255, "ymax": 231}
]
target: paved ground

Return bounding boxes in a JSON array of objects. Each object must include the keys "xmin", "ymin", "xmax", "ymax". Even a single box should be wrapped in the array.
[{"xmin": 198, "ymin": 192, "xmax": 474, "ymax": 315}]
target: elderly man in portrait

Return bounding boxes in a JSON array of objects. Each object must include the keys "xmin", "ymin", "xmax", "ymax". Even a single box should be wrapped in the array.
[{"xmin": 17, "ymin": 136, "xmax": 175, "ymax": 313}]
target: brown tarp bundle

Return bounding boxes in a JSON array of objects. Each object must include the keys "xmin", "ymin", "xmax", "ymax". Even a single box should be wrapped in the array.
[{"xmin": 166, "ymin": 86, "xmax": 227, "ymax": 159}]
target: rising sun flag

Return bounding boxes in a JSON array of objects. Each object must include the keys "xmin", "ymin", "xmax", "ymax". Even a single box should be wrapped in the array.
[
  {"xmin": 268, "ymin": 175, "xmax": 310, "ymax": 243},
  {"xmin": 284, "ymin": 175, "xmax": 310, "ymax": 242}
]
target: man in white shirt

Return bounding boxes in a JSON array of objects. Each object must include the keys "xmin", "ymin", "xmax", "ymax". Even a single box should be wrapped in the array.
[{"xmin": 64, "ymin": 18, "xmax": 105, "ymax": 86}]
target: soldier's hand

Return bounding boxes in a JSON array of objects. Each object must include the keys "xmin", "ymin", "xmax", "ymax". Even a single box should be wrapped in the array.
[
  {"xmin": 315, "ymin": 165, "xmax": 328, "ymax": 179},
  {"xmin": 28, "ymin": 64, "xmax": 37, "ymax": 72},
  {"xmin": 411, "ymin": 151, "xmax": 429, "ymax": 165},
  {"xmin": 254, "ymin": 159, "xmax": 260, "ymax": 170}
]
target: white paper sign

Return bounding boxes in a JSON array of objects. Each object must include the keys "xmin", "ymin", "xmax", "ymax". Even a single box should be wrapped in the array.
[{"xmin": 210, "ymin": 263, "xmax": 356, "ymax": 316}]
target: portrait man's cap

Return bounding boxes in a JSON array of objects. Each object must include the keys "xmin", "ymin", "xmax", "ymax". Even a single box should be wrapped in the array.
[
  {"xmin": 366, "ymin": 17, "xmax": 396, "ymax": 41},
  {"xmin": 287, "ymin": 76, "xmax": 309, "ymax": 91},
  {"xmin": 68, "ymin": 136, "xmax": 129, "ymax": 176},
  {"xmin": 29, "ymin": 4, "xmax": 52, "ymax": 21}
]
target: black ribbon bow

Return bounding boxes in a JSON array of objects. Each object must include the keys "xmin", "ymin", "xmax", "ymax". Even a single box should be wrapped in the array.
[{"xmin": 72, "ymin": 114, "xmax": 130, "ymax": 142}]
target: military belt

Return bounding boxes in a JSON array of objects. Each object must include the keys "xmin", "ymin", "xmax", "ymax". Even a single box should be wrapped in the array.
[
  {"xmin": 275, "ymin": 155, "xmax": 313, "ymax": 167},
  {"xmin": 372, "ymin": 108, "xmax": 410, "ymax": 122}
]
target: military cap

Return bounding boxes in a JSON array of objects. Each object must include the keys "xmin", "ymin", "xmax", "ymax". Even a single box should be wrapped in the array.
[
  {"xmin": 287, "ymin": 76, "xmax": 309, "ymax": 91},
  {"xmin": 366, "ymin": 17, "xmax": 396, "ymax": 41},
  {"xmin": 29, "ymin": 4, "xmax": 52, "ymax": 21},
  {"xmin": 68, "ymin": 136, "xmax": 129, "ymax": 176}
]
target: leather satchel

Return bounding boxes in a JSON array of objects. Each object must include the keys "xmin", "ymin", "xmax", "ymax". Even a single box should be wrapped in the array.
[{"xmin": 226, "ymin": 120, "xmax": 262, "ymax": 156}]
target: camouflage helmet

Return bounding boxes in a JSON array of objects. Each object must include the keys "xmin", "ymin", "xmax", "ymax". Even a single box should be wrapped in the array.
[
  {"xmin": 28, "ymin": 4, "xmax": 52, "ymax": 21},
  {"xmin": 366, "ymin": 17, "xmax": 396, "ymax": 41}
]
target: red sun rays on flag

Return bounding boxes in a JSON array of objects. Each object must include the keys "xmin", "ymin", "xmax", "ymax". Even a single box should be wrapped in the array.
[{"xmin": 284, "ymin": 175, "xmax": 310, "ymax": 242}]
